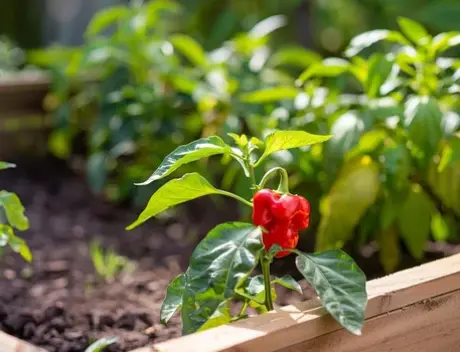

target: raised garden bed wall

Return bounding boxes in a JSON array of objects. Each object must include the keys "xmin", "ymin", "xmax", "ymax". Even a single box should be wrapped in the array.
[
  {"xmin": 146, "ymin": 252, "xmax": 460, "ymax": 352},
  {"xmin": 2, "ymin": 252, "xmax": 460, "ymax": 352},
  {"xmin": 0, "ymin": 73, "xmax": 51, "ymax": 159}
]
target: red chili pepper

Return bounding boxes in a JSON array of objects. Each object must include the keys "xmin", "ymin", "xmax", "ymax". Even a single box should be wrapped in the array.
[{"xmin": 252, "ymin": 189, "xmax": 310, "ymax": 258}]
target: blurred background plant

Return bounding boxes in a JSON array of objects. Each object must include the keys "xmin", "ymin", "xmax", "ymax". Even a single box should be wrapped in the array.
[
  {"xmin": 90, "ymin": 240, "xmax": 135, "ymax": 283},
  {"xmin": 0, "ymin": 162, "xmax": 32, "ymax": 262},
  {"xmin": 0, "ymin": 0, "xmax": 459, "ymax": 273}
]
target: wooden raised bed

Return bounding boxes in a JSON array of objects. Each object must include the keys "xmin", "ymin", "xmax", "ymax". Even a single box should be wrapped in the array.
[
  {"xmin": 0, "ymin": 73, "xmax": 51, "ymax": 159},
  {"xmin": 1, "ymin": 253, "xmax": 460, "ymax": 352}
]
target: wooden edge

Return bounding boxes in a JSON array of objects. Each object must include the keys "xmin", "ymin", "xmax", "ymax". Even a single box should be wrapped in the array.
[
  {"xmin": 0, "ymin": 72, "xmax": 51, "ymax": 93},
  {"xmin": 0, "ymin": 331, "xmax": 46, "ymax": 352},
  {"xmin": 136, "ymin": 253, "xmax": 460, "ymax": 352}
]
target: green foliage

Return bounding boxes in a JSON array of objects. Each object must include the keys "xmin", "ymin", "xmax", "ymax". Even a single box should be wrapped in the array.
[
  {"xmin": 0, "ymin": 163, "xmax": 31, "ymax": 262},
  {"xmin": 84, "ymin": 337, "xmax": 118, "ymax": 352},
  {"xmin": 90, "ymin": 241, "xmax": 134, "ymax": 283}
]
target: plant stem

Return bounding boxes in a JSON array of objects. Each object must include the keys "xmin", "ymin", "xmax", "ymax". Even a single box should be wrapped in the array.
[
  {"xmin": 258, "ymin": 167, "xmax": 290, "ymax": 194},
  {"xmin": 238, "ymin": 301, "xmax": 249, "ymax": 317},
  {"xmin": 260, "ymin": 255, "xmax": 274, "ymax": 311},
  {"xmin": 218, "ymin": 190, "xmax": 253, "ymax": 208}
]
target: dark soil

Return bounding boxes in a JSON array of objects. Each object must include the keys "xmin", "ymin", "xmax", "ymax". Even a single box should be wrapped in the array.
[{"xmin": 0, "ymin": 158, "xmax": 459, "ymax": 352}]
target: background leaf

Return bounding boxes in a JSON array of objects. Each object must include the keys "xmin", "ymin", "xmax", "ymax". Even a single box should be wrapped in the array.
[
  {"xmin": 273, "ymin": 275, "xmax": 302, "ymax": 294},
  {"xmin": 378, "ymin": 226, "xmax": 401, "ymax": 273},
  {"xmin": 0, "ymin": 191, "xmax": 29, "ymax": 231},
  {"xmin": 295, "ymin": 249, "xmax": 367, "ymax": 335},
  {"xmin": 241, "ymin": 87, "xmax": 299, "ymax": 104},
  {"xmin": 397, "ymin": 17, "xmax": 431, "ymax": 45},
  {"xmin": 84, "ymin": 337, "xmax": 118, "ymax": 352},
  {"xmin": 181, "ymin": 222, "xmax": 262, "ymax": 334},
  {"xmin": 170, "ymin": 34, "xmax": 209, "ymax": 68},
  {"xmin": 0, "ymin": 162, "xmax": 15, "ymax": 170},
  {"xmin": 85, "ymin": 6, "xmax": 129, "ymax": 37},
  {"xmin": 397, "ymin": 185, "xmax": 433, "ymax": 259}
]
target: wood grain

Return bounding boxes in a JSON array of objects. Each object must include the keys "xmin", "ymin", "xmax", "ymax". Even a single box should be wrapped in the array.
[
  {"xmin": 0, "ymin": 331, "xmax": 46, "ymax": 352},
  {"xmin": 146, "ymin": 253, "xmax": 460, "ymax": 352}
]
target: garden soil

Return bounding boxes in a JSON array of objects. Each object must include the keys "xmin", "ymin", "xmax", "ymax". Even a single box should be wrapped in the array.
[{"xmin": 0, "ymin": 158, "xmax": 458, "ymax": 352}]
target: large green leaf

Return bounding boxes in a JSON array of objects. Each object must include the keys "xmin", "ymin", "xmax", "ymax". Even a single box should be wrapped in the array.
[
  {"xmin": 397, "ymin": 185, "xmax": 433, "ymax": 259},
  {"xmin": 160, "ymin": 274, "xmax": 185, "ymax": 325},
  {"xmin": 345, "ymin": 30, "xmax": 409, "ymax": 57},
  {"xmin": 317, "ymin": 157, "xmax": 380, "ymax": 251},
  {"xmin": 256, "ymin": 130, "xmax": 331, "ymax": 166},
  {"xmin": 397, "ymin": 17, "xmax": 431, "ymax": 45},
  {"xmin": 295, "ymin": 249, "xmax": 367, "ymax": 335},
  {"xmin": 0, "ymin": 162, "xmax": 15, "ymax": 170},
  {"xmin": 136, "ymin": 137, "xmax": 231, "ymax": 185},
  {"xmin": 127, "ymin": 173, "xmax": 228, "ymax": 230},
  {"xmin": 403, "ymin": 96, "xmax": 443, "ymax": 162},
  {"xmin": 170, "ymin": 34, "xmax": 209, "ymax": 68},
  {"xmin": 85, "ymin": 6, "xmax": 129, "ymax": 37},
  {"xmin": 181, "ymin": 222, "xmax": 263, "ymax": 334},
  {"xmin": 0, "ymin": 191, "xmax": 29, "ymax": 231},
  {"xmin": 366, "ymin": 54, "xmax": 394, "ymax": 98},
  {"xmin": 240, "ymin": 87, "xmax": 299, "ymax": 104}
]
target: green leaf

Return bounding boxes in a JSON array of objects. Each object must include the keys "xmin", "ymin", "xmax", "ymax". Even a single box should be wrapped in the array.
[
  {"xmin": 404, "ymin": 96, "xmax": 443, "ymax": 161},
  {"xmin": 0, "ymin": 191, "xmax": 29, "ymax": 231},
  {"xmin": 0, "ymin": 225, "xmax": 32, "ymax": 262},
  {"xmin": 295, "ymin": 249, "xmax": 367, "ymax": 335},
  {"xmin": 297, "ymin": 58, "xmax": 349, "ymax": 84},
  {"xmin": 378, "ymin": 226, "xmax": 401, "ymax": 274},
  {"xmin": 317, "ymin": 157, "xmax": 380, "ymax": 251},
  {"xmin": 85, "ymin": 6, "xmax": 129, "ymax": 37},
  {"xmin": 170, "ymin": 34, "xmax": 209, "ymax": 68},
  {"xmin": 346, "ymin": 130, "xmax": 387, "ymax": 160},
  {"xmin": 345, "ymin": 30, "xmax": 409, "ymax": 57},
  {"xmin": 181, "ymin": 222, "xmax": 263, "ymax": 334},
  {"xmin": 127, "ymin": 173, "xmax": 224, "ymax": 230},
  {"xmin": 84, "ymin": 337, "xmax": 118, "ymax": 352},
  {"xmin": 0, "ymin": 162, "xmax": 15, "ymax": 170},
  {"xmin": 136, "ymin": 137, "xmax": 231, "ymax": 185},
  {"xmin": 86, "ymin": 153, "xmax": 108, "ymax": 193},
  {"xmin": 431, "ymin": 212, "xmax": 450, "ymax": 242},
  {"xmin": 270, "ymin": 47, "xmax": 321, "ymax": 69},
  {"xmin": 397, "ymin": 17, "xmax": 431, "ymax": 45},
  {"xmin": 366, "ymin": 54, "xmax": 394, "ymax": 98},
  {"xmin": 256, "ymin": 130, "xmax": 331, "ymax": 166},
  {"xmin": 160, "ymin": 274, "xmax": 185, "ymax": 325},
  {"xmin": 273, "ymin": 275, "xmax": 302, "ymax": 294},
  {"xmin": 240, "ymin": 87, "xmax": 299, "ymax": 104},
  {"xmin": 397, "ymin": 185, "xmax": 433, "ymax": 260},
  {"xmin": 438, "ymin": 137, "xmax": 460, "ymax": 172}
]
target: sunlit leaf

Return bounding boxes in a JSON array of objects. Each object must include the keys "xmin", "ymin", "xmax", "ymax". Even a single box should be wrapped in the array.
[
  {"xmin": 397, "ymin": 17, "xmax": 431, "ymax": 45},
  {"xmin": 438, "ymin": 137, "xmax": 460, "ymax": 172},
  {"xmin": 345, "ymin": 30, "xmax": 409, "ymax": 57},
  {"xmin": 295, "ymin": 249, "xmax": 367, "ymax": 335},
  {"xmin": 256, "ymin": 130, "xmax": 331, "ymax": 166},
  {"xmin": 297, "ymin": 58, "xmax": 349, "ymax": 84},
  {"xmin": 0, "ymin": 225, "xmax": 32, "ymax": 262},
  {"xmin": 0, "ymin": 191, "xmax": 29, "ymax": 231},
  {"xmin": 240, "ymin": 87, "xmax": 299, "ymax": 104},
  {"xmin": 431, "ymin": 212, "xmax": 450, "ymax": 242},
  {"xmin": 181, "ymin": 223, "xmax": 262, "ymax": 334},
  {"xmin": 128, "ymin": 173, "xmax": 225, "ymax": 229},
  {"xmin": 0, "ymin": 162, "xmax": 15, "ymax": 170},
  {"xmin": 160, "ymin": 274, "xmax": 185, "ymax": 325},
  {"xmin": 249, "ymin": 15, "xmax": 287, "ymax": 38},
  {"xmin": 85, "ymin": 6, "xmax": 129, "ymax": 37},
  {"xmin": 84, "ymin": 337, "xmax": 118, "ymax": 352},
  {"xmin": 170, "ymin": 34, "xmax": 209, "ymax": 68},
  {"xmin": 136, "ymin": 137, "xmax": 231, "ymax": 185},
  {"xmin": 366, "ymin": 54, "xmax": 394, "ymax": 98},
  {"xmin": 270, "ymin": 47, "xmax": 321, "ymax": 69}
]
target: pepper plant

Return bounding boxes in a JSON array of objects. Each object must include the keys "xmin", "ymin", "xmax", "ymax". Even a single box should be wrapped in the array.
[
  {"xmin": 0, "ymin": 162, "xmax": 31, "ymax": 262},
  {"xmin": 127, "ymin": 131, "xmax": 368, "ymax": 335}
]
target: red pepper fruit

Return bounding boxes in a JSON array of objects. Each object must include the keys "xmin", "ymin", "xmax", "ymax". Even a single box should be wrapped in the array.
[{"xmin": 252, "ymin": 189, "xmax": 310, "ymax": 258}]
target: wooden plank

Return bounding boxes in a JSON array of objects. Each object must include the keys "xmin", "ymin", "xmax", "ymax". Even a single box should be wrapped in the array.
[
  {"xmin": 283, "ymin": 288, "xmax": 460, "ymax": 352},
  {"xmin": 0, "ymin": 331, "xmax": 46, "ymax": 352},
  {"xmin": 145, "ymin": 253, "xmax": 460, "ymax": 352}
]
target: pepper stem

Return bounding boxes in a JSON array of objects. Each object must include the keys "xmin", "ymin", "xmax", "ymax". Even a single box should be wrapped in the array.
[
  {"xmin": 258, "ymin": 167, "xmax": 290, "ymax": 194},
  {"xmin": 260, "ymin": 254, "xmax": 274, "ymax": 311}
]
